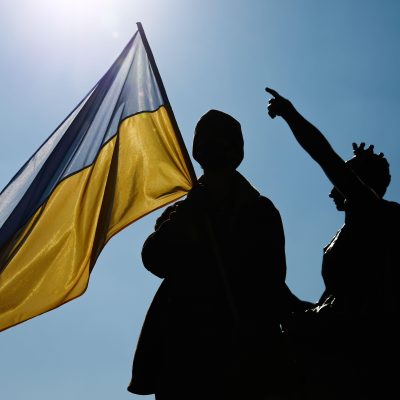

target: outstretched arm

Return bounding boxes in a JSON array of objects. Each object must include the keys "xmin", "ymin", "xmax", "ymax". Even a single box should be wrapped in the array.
[{"xmin": 265, "ymin": 88, "xmax": 378, "ymax": 202}]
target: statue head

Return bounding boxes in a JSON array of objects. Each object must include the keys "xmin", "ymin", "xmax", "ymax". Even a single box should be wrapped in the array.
[
  {"xmin": 330, "ymin": 142, "xmax": 391, "ymax": 211},
  {"xmin": 192, "ymin": 109, "xmax": 244, "ymax": 172}
]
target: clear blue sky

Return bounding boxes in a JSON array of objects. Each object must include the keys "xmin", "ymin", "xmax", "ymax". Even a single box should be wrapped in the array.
[{"xmin": 1, "ymin": 1, "xmax": 399, "ymax": 399}]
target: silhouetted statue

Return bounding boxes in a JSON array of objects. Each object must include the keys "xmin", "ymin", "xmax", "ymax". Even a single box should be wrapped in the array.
[
  {"xmin": 266, "ymin": 88, "xmax": 400, "ymax": 400},
  {"xmin": 128, "ymin": 109, "xmax": 306, "ymax": 400}
]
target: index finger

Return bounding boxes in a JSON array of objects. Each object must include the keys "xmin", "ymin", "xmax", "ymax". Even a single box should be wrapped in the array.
[{"xmin": 265, "ymin": 87, "xmax": 281, "ymax": 98}]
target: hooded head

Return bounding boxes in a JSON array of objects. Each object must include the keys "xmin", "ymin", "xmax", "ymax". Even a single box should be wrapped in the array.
[{"xmin": 192, "ymin": 109, "xmax": 244, "ymax": 171}]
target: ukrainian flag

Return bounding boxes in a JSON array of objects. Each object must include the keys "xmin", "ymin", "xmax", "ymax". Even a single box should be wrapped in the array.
[{"xmin": 0, "ymin": 24, "xmax": 195, "ymax": 331}]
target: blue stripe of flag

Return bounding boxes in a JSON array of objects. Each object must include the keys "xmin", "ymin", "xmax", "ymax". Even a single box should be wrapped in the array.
[{"xmin": 0, "ymin": 32, "xmax": 164, "ymax": 248}]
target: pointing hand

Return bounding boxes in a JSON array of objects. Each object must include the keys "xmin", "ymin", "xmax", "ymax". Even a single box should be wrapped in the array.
[{"xmin": 265, "ymin": 87, "xmax": 294, "ymax": 119}]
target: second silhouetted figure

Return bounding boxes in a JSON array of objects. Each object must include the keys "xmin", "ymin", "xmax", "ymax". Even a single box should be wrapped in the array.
[{"xmin": 266, "ymin": 87, "xmax": 400, "ymax": 400}]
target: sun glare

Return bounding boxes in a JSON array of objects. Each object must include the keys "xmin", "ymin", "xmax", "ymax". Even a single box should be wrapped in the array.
[{"xmin": 26, "ymin": 0, "xmax": 123, "ymax": 40}]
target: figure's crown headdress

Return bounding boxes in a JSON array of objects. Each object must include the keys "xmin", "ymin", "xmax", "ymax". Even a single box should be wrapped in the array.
[{"xmin": 352, "ymin": 142, "xmax": 385, "ymax": 159}]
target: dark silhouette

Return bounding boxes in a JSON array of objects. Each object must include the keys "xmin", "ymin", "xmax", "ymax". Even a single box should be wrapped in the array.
[
  {"xmin": 266, "ymin": 88, "xmax": 400, "ymax": 400},
  {"xmin": 128, "ymin": 109, "xmax": 306, "ymax": 400}
]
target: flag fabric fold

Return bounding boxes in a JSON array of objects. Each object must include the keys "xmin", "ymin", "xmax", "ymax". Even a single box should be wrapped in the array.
[{"xmin": 0, "ymin": 27, "xmax": 194, "ymax": 331}]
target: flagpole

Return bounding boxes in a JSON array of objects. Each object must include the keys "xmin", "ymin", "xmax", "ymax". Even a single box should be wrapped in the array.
[{"xmin": 136, "ymin": 22, "xmax": 197, "ymax": 184}]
